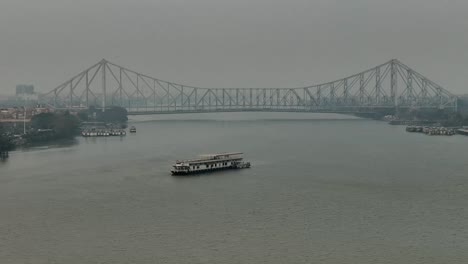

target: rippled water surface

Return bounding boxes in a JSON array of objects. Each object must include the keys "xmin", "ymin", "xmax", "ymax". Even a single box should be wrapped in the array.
[{"xmin": 1, "ymin": 113, "xmax": 467, "ymax": 263}]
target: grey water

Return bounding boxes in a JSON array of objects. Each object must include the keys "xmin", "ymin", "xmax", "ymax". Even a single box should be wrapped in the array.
[{"xmin": 1, "ymin": 113, "xmax": 467, "ymax": 264}]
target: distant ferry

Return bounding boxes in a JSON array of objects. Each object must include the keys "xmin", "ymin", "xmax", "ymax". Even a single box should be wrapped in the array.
[
  {"xmin": 129, "ymin": 126, "xmax": 136, "ymax": 133},
  {"xmin": 81, "ymin": 128, "xmax": 126, "ymax": 137},
  {"xmin": 457, "ymin": 127, "xmax": 468, "ymax": 136},
  {"xmin": 171, "ymin": 152, "xmax": 251, "ymax": 175}
]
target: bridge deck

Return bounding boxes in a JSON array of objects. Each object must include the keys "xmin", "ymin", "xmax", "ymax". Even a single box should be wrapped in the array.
[{"xmin": 127, "ymin": 108, "xmax": 380, "ymax": 115}]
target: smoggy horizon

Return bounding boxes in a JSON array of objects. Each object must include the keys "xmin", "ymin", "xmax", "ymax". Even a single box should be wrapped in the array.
[{"xmin": 1, "ymin": 0, "xmax": 467, "ymax": 95}]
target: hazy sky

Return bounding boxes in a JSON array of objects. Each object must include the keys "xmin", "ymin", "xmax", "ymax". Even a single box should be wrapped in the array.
[{"xmin": 1, "ymin": 0, "xmax": 467, "ymax": 94}]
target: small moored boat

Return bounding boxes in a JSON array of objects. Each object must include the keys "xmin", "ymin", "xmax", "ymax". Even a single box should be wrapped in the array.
[
  {"xmin": 129, "ymin": 126, "xmax": 136, "ymax": 133},
  {"xmin": 457, "ymin": 127, "xmax": 468, "ymax": 136},
  {"xmin": 171, "ymin": 152, "xmax": 251, "ymax": 175}
]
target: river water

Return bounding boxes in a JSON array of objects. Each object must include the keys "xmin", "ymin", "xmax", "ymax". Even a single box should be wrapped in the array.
[{"xmin": 1, "ymin": 113, "xmax": 467, "ymax": 264}]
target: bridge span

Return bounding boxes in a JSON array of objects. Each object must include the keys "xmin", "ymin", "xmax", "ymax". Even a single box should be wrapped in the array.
[
  {"xmin": 42, "ymin": 59, "xmax": 458, "ymax": 115},
  {"xmin": 126, "ymin": 108, "xmax": 380, "ymax": 116}
]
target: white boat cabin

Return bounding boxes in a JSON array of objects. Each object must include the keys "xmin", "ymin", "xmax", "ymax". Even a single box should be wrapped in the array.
[{"xmin": 172, "ymin": 152, "xmax": 244, "ymax": 174}]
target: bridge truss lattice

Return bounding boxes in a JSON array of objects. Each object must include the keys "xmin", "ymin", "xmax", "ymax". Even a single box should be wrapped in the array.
[{"xmin": 42, "ymin": 59, "xmax": 457, "ymax": 114}]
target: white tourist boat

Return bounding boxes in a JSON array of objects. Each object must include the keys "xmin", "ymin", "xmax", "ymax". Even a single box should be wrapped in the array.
[{"xmin": 171, "ymin": 152, "xmax": 251, "ymax": 175}]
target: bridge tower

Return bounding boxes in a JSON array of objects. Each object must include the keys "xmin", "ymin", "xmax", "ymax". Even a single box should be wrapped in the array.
[{"xmin": 101, "ymin": 59, "xmax": 107, "ymax": 112}]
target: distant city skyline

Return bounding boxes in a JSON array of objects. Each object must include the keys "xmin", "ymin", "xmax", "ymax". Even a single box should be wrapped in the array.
[{"xmin": 1, "ymin": 0, "xmax": 467, "ymax": 95}]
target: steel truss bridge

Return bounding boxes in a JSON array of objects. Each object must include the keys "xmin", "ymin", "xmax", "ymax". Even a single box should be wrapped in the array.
[{"xmin": 42, "ymin": 59, "xmax": 458, "ymax": 115}]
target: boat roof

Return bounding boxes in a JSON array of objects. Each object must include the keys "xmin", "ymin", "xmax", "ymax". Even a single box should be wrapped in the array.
[
  {"xmin": 199, "ymin": 152, "xmax": 242, "ymax": 158},
  {"xmin": 175, "ymin": 157, "xmax": 242, "ymax": 165}
]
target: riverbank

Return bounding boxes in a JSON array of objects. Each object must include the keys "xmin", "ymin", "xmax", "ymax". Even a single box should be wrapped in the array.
[
  {"xmin": 0, "ymin": 106, "xmax": 129, "ymax": 155},
  {"xmin": 380, "ymin": 107, "xmax": 468, "ymax": 127}
]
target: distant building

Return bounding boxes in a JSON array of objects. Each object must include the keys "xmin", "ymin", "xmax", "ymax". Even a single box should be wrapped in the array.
[
  {"xmin": 16, "ymin": 84, "xmax": 38, "ymax": 101},
  {"xmin": 16, "ymin": 85, "xmax": 35, "ymax": 95},
  {"xmin": 0, "ymin": 108, "xmax": 12, "ymax": 119},
  {"xmin": 33, "ymin": 107, "xmax": 51, "ymax": 115},
  {"xmin": 0, "ymin": 106, "xmax": 52, "ymax": 121}
]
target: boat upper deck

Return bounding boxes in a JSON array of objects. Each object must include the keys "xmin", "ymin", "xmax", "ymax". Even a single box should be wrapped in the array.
[{"xmin": 175, "ymin": 152, "xmax": 243, "ymax": 165}]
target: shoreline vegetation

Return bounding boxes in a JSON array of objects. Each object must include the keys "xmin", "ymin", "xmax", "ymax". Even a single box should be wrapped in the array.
[
  {"xmin": 0, "ymin": 106, "xmax": 128, "ymax": 153},
  {"xmin": 2, "ymin": 104, "xmax": 468, "ymax": 156},
  {"xmin": 377, "ymin": 108, "xmax": 468, "ymax": 127}
]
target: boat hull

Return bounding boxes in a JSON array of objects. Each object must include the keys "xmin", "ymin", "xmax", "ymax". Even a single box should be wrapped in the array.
[{"xmin": 171, "ymin": 165, "xmax": 249, "ymax": 176}]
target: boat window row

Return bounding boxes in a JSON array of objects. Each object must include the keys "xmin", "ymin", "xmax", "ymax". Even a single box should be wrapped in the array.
[{"xmin": 189, "ymin": 162, "xmax": 233, "ymax": 170}]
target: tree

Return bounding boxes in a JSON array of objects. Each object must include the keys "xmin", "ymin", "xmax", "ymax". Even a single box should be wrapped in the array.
[
  {"xmin": 31, "ymin": 113, "xmax": 55, "ymax": 129},
  {"xmin": 30, "ymin": 111, "xmax": 80, "ymax": 139},
  {"xmin": 95, "ymin": 106, "xmax": 128, "ymax": 122},
  {"xmin": 77, "ymin": 110, "xmax": 89, "ymax": 121},
  {"xmin": 53, "ymin": 111, "xmax": 80, "ymax": 138},
  {"xmin": 0, "ymin": 123, "xmax": 14, "ymax": 151}
]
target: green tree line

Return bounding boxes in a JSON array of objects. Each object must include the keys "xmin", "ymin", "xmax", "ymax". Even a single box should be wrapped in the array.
[
  {"xmin": 78, "ymin": 106, "xmax": 128, "ymax": 123},
  {"xmin": 0, "ymin": 124, "xmax": 14, "ymax": 152}
]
